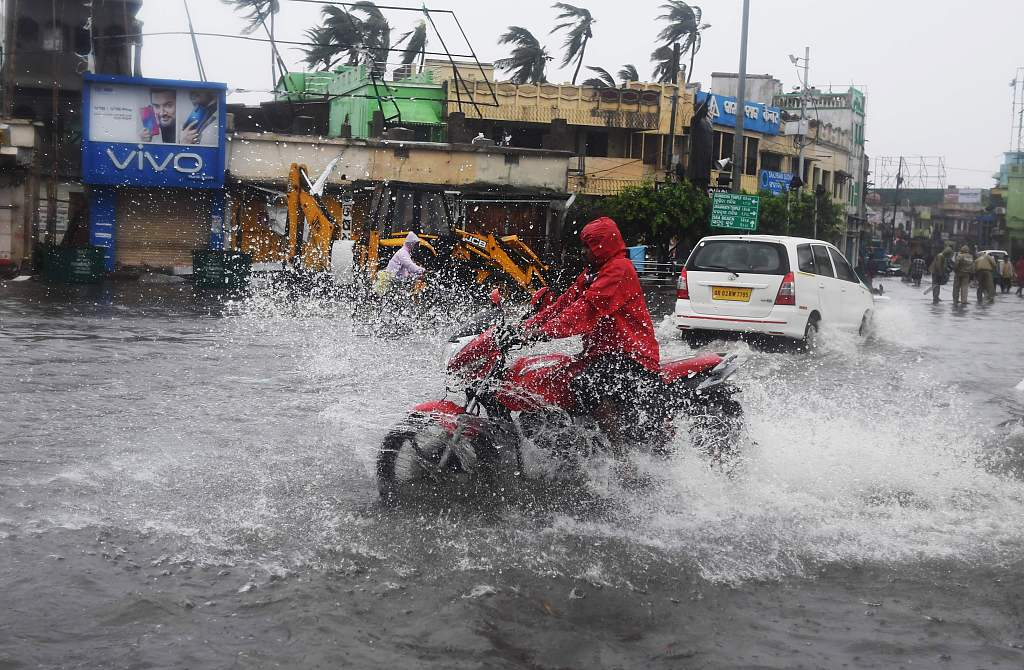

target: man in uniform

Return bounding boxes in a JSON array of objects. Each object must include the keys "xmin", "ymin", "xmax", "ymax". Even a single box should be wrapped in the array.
[
  {"xmin": 929, "ymin": 246, "xmax": 952, "ymax": 303},
  {"xmin": 973, "ymin": 250, "xmax": 997, "ymax": 304},
  {"xmin": 952, "ymin": 245, "xmax": 974, "ymax": 306}
]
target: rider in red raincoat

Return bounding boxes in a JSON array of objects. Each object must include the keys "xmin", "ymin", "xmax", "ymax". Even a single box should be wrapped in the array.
[{"xmin": 523, "ymin": 217, "xmax": 661, "ymax": 437}]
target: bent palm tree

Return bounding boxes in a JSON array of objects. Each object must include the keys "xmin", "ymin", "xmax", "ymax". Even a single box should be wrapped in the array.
[
  {"xmin": 496, "ymin": 27, "xmax": 552, "ymax": 84},
  {"xmin": 550, "ymin": 3, "xmax": 595, "ymax": 85},
  {"xmin": 618, "ymin": 64, "xmax": 640, "ymax": 84},
  {"xmin": 301, "ymin": 1, "xmax": 391, "ymax": 75},
  {"xmin": 653, "ymin": 1, "xmax": 708, "ymax": 84},
  {"xmin": 221, "ymin": 0, "xmax": 279, "ymax": 34},
  {"xmin": 580, "ymin": 66, "xmax": 616, "ymax": 88},
  {"xmin": 396, "ymin": 20, "xmax": 427, "ymax": 65}
]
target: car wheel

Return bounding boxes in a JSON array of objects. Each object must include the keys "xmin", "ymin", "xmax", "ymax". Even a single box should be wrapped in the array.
[{"xmin": 800, "ymin": 316, "xmax": 819, "ymax": 352}]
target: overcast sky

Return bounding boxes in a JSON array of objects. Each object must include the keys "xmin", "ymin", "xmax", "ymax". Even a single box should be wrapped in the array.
[{"xmin": 138, "ymin": 0, "xmax": 1024, "ymax": 188}]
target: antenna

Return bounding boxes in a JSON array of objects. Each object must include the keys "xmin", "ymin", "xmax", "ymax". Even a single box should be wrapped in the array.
[
  {"xmin": 183, "ymin": 0, "xmax": 206, "ymax": 82},
  {"xmin": 1012, "ymin": 67, "xmax": 1024, "ymax": 163}
]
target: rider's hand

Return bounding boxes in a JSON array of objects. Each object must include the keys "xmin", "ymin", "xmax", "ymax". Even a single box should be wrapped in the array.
[{"xmin": 493, "ymin": 324, "xmax": 525, "ymax": 349}]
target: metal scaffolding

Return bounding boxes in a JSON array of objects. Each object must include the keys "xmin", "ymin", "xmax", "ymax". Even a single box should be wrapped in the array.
[{"xmin": 873, "ymin": 156, "xmax": 946, "ymax": 190}]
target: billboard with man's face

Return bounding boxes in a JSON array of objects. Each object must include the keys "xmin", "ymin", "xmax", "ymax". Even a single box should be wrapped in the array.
[{"xmin": 82, "ymin": 74, "xmax": 226, "ymax": 188}]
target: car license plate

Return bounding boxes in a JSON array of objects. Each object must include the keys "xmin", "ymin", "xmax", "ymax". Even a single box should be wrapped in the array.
[{"xmin": 712, "ymin": 286, "xmax": 752, "ymax": 302}]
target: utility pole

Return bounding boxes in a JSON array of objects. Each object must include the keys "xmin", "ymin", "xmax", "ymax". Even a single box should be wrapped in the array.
[
  {"xmin": 2, "ymin": 0, "xmax": 20, "ymax": 118},
  {"xmin": 666, "ymin": 42, "xmax": 681, "ymax": 177},
  {"xmin": 795, "ymin": 46, "xmax": 810, "ymax": 198},
  {"xmin": 889, "ymin": 156, "xmax": 904, "ymax": 252},
  {"xmin": 729, "ymin": 0, "xmax": 750, "ymax": 193}
]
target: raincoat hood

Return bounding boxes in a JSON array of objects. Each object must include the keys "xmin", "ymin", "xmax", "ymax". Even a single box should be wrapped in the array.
[
  {"xmin": 960, "ymin": 245, "xmax": 970, "ymax": 253},
  {"xmin": 405, "ymin": 232, "xmax": 420, "ymax": 250},
  {"xmin": 580, "ymin": 217, "xmax": 627, "ymax": 267}
]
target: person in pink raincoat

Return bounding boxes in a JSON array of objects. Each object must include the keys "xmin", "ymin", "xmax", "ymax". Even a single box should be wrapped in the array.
[{"xmin": 385, "ymin": 232, "xmax": 426, "ymax": 281}]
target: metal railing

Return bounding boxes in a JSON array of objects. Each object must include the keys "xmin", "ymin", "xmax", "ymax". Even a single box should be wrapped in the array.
[{"xmin": 632, "ymin": 259, "xmax": 684, "ymax": 286}]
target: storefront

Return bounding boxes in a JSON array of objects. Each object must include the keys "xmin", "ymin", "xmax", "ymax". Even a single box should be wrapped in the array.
[{"xmin": 81, "ymin": 74, "xmax": 227, "ymax": 271}]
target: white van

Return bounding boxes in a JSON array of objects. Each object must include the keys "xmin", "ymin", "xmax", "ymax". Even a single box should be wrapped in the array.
[{"xmin": 675, "ymin": 235, "xmax": 874, "ymax": 346}]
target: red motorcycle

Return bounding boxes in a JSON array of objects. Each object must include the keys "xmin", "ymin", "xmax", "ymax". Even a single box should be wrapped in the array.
[{"xmin": 376, "ymin": 290, "xmax": 743, "ymax": 499}]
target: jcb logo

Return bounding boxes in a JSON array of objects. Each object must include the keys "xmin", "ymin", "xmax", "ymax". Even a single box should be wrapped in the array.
[{"xmin": 465, "ymin": 235, "xmax": 487, "ymax": 250}]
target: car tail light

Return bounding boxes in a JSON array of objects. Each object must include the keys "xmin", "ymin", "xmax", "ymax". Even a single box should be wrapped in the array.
[
  {"xmin": 676, "ymin": 268, "xmax": 689, "ymax": 300},
  {"xmin": 775, "ymin": 271, "xmax": 796, "ymax": 306}
]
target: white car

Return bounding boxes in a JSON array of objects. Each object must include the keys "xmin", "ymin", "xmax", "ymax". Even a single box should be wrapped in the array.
[{"xmin": 674, "ymin": 235, "xmax": 874, "ymax": 346}]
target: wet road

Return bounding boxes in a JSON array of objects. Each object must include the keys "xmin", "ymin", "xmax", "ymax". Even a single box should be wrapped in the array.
[{"xmin": 2, "ymin": 275, "xmax": 1024, "ymax": 669}]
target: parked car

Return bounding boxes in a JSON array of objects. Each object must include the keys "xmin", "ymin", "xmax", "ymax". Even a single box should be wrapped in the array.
[{"xmin": 675, "ymin": 235, "xmax": 875, "ymax": 347}]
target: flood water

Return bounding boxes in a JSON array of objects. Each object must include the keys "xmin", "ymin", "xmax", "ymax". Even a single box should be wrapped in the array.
[{"xmin": 2, "ymin": 275, "xmax": 1024, "ymax": 669}]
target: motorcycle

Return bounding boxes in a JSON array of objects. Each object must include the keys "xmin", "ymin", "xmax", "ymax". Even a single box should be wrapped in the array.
[{"xmin": 376, "ymin": 289, "xmax": 743, "ymax": 499}]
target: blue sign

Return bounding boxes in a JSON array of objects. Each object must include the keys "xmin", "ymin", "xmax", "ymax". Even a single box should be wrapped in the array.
[
  {"xmin": 760, "ymin": 170, "xmax": 794, "ymax": 195},
  {"xmin": 696, "ymin": 91, "xmax": 782, "ymax": 136},
  {"xmin": 82, "ymin": 74, "xmax": 226, "ymax": 189}
]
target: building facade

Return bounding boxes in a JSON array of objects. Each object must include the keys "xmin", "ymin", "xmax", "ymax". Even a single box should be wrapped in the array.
[
  {"xmin": 775, "ymin": 86, "xmax": 868, "ymax": 261},
  {"xmin": 0, "ymin": 0, "xmax": 141, "ymax": 270}
]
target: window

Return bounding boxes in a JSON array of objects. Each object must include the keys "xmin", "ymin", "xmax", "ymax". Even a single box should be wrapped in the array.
[
  {"xmin": 744, "ymin": 137, "xmax": 759, "ymax": 176},
  {"xmin": 713, "ymin": 131, "xmax": 734, "ymax": 164},
  {"xmin": 829, "ymin": 248, "xmax": 858, "ymax": 282},
  {"xmin": 761, "ymin": 151, "xmax": 783, "ymax": 172},
  {"xmin": 797, "ymin": 244, "xmax": 816, "ymax": 273},
  {"xmin": 688, "ymin": 240, "xmax": 790, "ymax": 275},
  {"xmin": 811, "ymin": 245, "xmax": 835, "ymax": 277}
]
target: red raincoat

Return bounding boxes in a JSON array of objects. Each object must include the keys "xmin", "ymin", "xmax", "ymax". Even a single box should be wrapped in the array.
[{"xmin": 524, "ymin": 217, "xmax": 660, "ymax": 372}]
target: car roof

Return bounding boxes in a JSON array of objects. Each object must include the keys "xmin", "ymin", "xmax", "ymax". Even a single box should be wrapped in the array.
[{"xmin": 697, "ymin": 234, "xmax": 836, "ymax": 247}]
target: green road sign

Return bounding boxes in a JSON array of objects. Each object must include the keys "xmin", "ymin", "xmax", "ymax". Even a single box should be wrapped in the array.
[{"xmin": 711, "ymin": 192, "xmax": 760, "ymax": 231}]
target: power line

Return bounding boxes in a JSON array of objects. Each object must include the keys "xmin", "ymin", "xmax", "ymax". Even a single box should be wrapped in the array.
[{"xmin": 94, "ymin": 30, "xmax": 477, "ymax": 60}]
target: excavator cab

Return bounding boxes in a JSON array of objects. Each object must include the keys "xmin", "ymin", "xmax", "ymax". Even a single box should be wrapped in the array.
[{"xmin": 360, "ymin": 183, "xmax": 549, "ymax": 296}]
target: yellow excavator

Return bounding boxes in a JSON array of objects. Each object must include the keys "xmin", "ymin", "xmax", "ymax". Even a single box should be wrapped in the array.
[{"xmin": 234, "ymin": 162, "xmax": 550, "ymax": 294}]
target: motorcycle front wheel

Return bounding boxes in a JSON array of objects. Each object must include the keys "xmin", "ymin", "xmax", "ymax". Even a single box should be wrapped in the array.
[
  {"xmin": 376, "ymin": 419, "xmax": 498, "ymax": 500},
  {"xmin": 688, "ymin": 393, "xmax": 744, "ymax": 466}
]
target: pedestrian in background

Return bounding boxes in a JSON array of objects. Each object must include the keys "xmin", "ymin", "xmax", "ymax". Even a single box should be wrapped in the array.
[
  {"xmin": 929, "ymin": 246, "xmax": 952, "ymax": 303},
  {"xmin": 974, "ymin": 249, "xmax": 996, "ymax": 304},
  {"xmin": 1000, "ymin": 256, "xmax": 1014, "ymax": 294},
  {"xmin": 1016, "ymin": 256, "xmax": 1024, "ymax": 297},
  {"xmin": 952, "ymin": 245, "xmax": 974, "ymax": 306},
  {"xmin": 910, "ymin": 256, "xmax": 926, "ymax": 287}
]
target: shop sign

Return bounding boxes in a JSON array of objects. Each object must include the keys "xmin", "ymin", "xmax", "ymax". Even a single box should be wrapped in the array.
[
  {"xmin": 82, "ymin": 74, "xmax": 226, "ymax": 189},
  {"xmin": 696, "ymin": 92, "xmax": 782, "ymax": 136},
  {"xmin": 958, "ymin": 188, "xmax": 982, "ymax": 205}
]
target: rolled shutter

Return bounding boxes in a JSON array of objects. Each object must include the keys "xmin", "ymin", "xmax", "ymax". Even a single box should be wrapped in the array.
[{"xmin": 115, "ymin": 189, "xmax": 210, "ymax": 269}]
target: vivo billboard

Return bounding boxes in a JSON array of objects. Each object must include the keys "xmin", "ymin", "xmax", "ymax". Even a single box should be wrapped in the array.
[{"xmin": 82, "ymin": 74, "xmax": 226, "ymax": 188}]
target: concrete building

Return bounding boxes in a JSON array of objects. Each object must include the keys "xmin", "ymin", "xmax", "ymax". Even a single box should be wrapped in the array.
[
  {"xmin": 0, "ymin": 0, "xmax": 141, "ymax": 270},
  {"xmin": 775, "ymin": 86, "xmax": 868, "ymax": 261},
  {"xmin": 225, "ymin": 132, "xmax": 572, "ymax": 260},
  {"xmin": 276, "ymin": 65, "xmax": 446, "ymax": 141}
]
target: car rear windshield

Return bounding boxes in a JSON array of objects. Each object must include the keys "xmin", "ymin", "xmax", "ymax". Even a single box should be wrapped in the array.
[{"xmin": 687, "ymin": 240, "xmax": 790, "ymax": 275}]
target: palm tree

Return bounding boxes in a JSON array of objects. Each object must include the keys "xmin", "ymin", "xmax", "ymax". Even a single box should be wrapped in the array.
[
  {"xmin": 495, "ymin": 27, "xmax": 552, "ymax": 84},
  {"xmin": 651, "ymin": 1, "xmax": 709, "ymax": 84},
  {"xmin": 618, "ymin": 64, "xmax": 640, "ymax": 83},
  {"xmin": 302, "ymin": 2, "xmax": 391, "ymax": 75},
  {"xmin": 550, "ymin": 3, "xmax": 595, "ymax": 85},
  {"xmin": 221, "ymin": 0, "xmax": 279, "ymax": 34},
  {"xmin": 580, "ymin": 66, "xmax": 616, "ymax": 88},
  {"xmin": 582, "ymin": 64, "xmax": 642, "ymax": 88},
  {"xmin": 396, "ymin": 20, "xmax": 427, "ymax": 65},
  {"xmin": 650, "ymin": 44, "xmax": 676, "ymax": 83}
]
